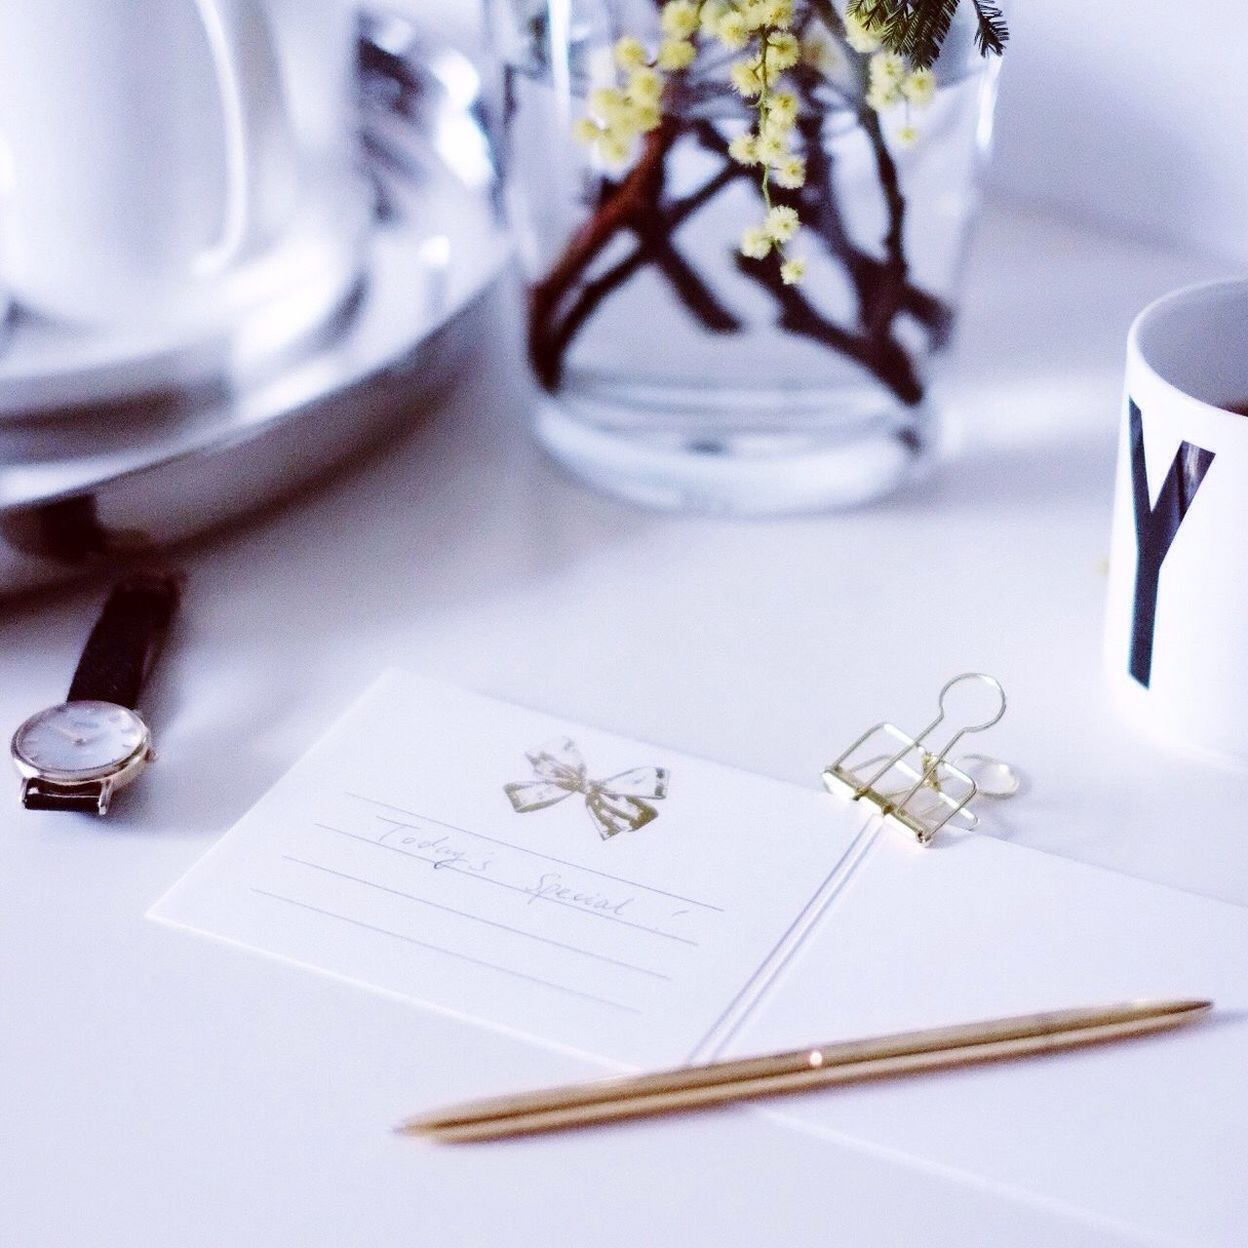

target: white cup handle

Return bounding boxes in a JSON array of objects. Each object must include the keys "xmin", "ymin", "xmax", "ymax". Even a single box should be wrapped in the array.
[{"xmin": 192, "ymin": 0, "xmax": 288, "ymax": 275}]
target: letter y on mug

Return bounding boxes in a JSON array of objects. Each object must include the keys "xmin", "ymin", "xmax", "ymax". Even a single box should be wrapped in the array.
[{"xmin": 1126, "ymin": 399, "xmax": 1214, "ymax": 688}]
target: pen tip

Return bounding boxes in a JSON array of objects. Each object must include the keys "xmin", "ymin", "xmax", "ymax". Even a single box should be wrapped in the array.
[{"xmin": 1160, "ymin": 998, "xmax": 1213, "ymax": 1020}]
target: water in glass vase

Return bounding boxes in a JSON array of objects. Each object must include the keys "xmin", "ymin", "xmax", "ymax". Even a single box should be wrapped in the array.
[{"xmin": 499, "ymin": 7, "xmax": 999, "ymax": 514}]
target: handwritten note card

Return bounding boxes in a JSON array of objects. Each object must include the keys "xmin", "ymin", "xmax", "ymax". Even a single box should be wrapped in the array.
[{"xmin": 150, "ymin": 671, "xmax": 869, "ymax": 1067}]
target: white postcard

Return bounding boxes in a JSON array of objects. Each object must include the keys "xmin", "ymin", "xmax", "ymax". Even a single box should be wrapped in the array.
[{"xmin": 150, "ymin": 669, "xmax": 872, "ymax": 1067}]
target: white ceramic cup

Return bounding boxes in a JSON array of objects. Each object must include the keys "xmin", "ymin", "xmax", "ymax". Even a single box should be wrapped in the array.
[
  {"xmin": 0, "ymin": 0, "xmax": 367, "ymax": 337},
  {"xmin": 1105, "ymin": 278, "xmax": 1248, "ymax": 764}
]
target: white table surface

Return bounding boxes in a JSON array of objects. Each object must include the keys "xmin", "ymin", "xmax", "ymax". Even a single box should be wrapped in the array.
[{"xmin": 1, "ymin": 202, "xmax": 1238, "ymax": 1248}]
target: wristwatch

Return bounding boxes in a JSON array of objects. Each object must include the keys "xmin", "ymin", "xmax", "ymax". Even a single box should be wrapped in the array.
[{"xmin": 10, "ymin": 574, "xmax": 181, "ymax": 815}]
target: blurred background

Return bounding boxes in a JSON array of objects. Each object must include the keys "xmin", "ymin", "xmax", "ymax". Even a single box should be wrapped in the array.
[{"xmin": 991, "ymin": 0, "xmax": 1248, "ymax": 263}]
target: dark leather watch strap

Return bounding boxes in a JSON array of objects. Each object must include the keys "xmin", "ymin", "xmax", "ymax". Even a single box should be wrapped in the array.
[
  {"xmin": 23, "ymin": 783, "xmax": 106, "ymax": 815},
  {"xmin": 66, "ymin": 573, "xmax": 181, "ymax": 708}
]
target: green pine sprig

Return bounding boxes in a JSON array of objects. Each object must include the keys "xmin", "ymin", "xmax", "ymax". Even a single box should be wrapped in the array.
[
  {"xmin": 847, "ymin": 0, "xmax": 1010, "ymax": 69},
  {"xmin": 969, "ymin": 3, "xmax": 1009, "ymax": 57}
]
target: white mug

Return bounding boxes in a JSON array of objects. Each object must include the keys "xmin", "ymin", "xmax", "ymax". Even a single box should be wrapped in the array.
[
  {"xmin": 1105, "ymin": 278, "xmax": 1248, "ymax": 764},
  {"xmin": 0, "ymin": 0, "xmax": 367, "ymax": 337}
]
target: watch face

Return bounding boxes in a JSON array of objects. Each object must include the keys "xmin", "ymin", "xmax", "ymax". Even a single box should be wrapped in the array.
[{"xmin": 11, "ymin": 701, "xmax": 149, "ymax": 781}]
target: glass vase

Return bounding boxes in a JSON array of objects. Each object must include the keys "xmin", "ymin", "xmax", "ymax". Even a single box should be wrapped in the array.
[{"xmin": 489, "ymin": 1, "xmax": 1000, "ymax": 514}]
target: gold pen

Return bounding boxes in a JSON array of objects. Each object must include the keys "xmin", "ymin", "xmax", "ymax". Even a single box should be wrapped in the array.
[{"xmin": 399, "ymin": 998, "xmax": 1212, "ymax": 1143}]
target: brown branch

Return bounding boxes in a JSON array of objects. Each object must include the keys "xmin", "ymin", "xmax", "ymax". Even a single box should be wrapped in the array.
[
  {"xmin": 540, "ymin": 251, "xmax": 646, "ymax": 381},
  {"xmin": 698, "ymin": 114, "xmax": 952, "ymax": 350},
  {"xmin": 793, "ymin": 108, "xmax": 953, "ymax": 345},
  {"xmin": 640, "ymin": 229, "xmax": 742, "ymax": 332},
  {"xmin": 734, "ymin": 253, "xmax": 925, "ymax": 406},
  {"xmin": 530, "ymin": 153, "xmax": 754, "ymax": 389},
  {"xmin": 789, "ymin": 12, "xmax": 919, "ymax": 342},
  {"xmin": 528, "ymin": 121, "xmax": 680, "ymax": 384},
  {"xmin": 539, "ymin": 226, "xmax": 742, "ymax": 386},
  {"xmin": 535, "ymin": 121, "xmax": 676, "ymax": 307},
  {"xmin": 856, "ymin": 108, "xmax": 912, "ymax": 341}
]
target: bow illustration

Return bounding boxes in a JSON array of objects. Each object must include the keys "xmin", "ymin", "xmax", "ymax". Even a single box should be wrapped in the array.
[{"xmin": 503, "ymin": 737, "xmax": 669, "ymax": 840}]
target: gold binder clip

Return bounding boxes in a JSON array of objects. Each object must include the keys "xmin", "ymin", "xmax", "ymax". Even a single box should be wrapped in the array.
[{"xmin": 822, "ymin": 673, "xmax": 1019, "ymax": 846}]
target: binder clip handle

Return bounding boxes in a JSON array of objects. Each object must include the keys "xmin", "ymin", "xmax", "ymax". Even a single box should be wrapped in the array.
[{"xmin": 934, "ymin": 672, "xmax": 1007, "ymax": 738}]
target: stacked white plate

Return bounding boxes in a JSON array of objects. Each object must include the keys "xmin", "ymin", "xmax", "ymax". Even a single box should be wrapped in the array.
[{"xmin": 0, "ymin": 12, "xmax": 508, "ymax": 596}]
